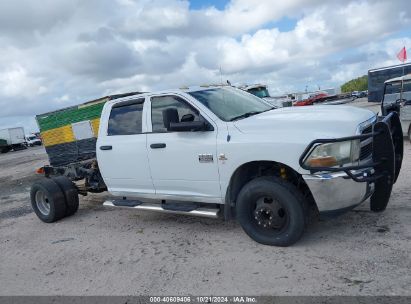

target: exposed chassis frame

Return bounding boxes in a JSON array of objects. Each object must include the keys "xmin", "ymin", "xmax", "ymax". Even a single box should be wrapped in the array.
[{"xmin": 41, "ymin": 159, "xmax": 107, "ymax": 195}]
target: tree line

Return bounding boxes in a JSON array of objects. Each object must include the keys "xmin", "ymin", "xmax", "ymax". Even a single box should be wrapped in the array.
[{"xmin": 341, "ymin": 75, "xmax": 368, "ymax": 93}]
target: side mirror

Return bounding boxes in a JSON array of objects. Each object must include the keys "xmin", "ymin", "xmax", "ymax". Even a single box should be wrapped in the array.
[
  {"xmin": 169, "ymin": 121, "xmax": 207, "ymax": 132},
  {"xmin": 181, "ymin": 113, "xmax": 195, "ymax": 122}
]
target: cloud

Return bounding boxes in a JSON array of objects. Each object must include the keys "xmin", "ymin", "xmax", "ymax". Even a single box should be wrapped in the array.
[
  {"xmin": 0, "ymin": 0, "xmax": 410, "ymax": 132},
  {"xmin": 0, "ymin": 0, "xmax": 80, "ymax": 47},
  {"xmin": 62, "ymin": 33, "xmax": 140, "ymax": 81},
  {"xmin": 119, "ymin": 0, "xmax": 190, "ymax": 39},
  {"xmin": 0, "ymin": 65, "xmax": 47, "ymax": 97}
]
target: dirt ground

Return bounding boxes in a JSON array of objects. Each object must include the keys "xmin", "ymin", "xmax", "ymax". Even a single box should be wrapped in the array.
[{"xmin": 1, "ymin": 112, "xmax": 410, "ymax": 296}]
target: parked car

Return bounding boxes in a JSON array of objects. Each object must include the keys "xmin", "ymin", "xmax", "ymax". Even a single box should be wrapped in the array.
[
  {"xmin": 381, "ymin": 74, "xmax": 411, "ymax": 142},
  {"xmin": 352, "ymin": 91, "xmax": 366, "ymax": 98},
  {"xmin": 294, "ymin": 92, "xmax": 328, "ymax": 106},
  {"xmin": 25, "ymin": 134, "xmax": 42, "ymax": 146},
  {"xmin": 31, "ymin": 86, "xmax": 403, "ymax": 246},
  {"xmin": 241, "ymin": 84, "xmax": 292, "ymax": 108}
]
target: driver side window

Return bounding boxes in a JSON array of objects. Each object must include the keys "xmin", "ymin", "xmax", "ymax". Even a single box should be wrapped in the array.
[{"xmin": 151, "ymin": 95, "xmax": 200, "ymax": 132}]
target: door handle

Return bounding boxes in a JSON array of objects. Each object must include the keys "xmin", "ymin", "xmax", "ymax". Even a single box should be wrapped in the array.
[
  {"xmin": 100, "ymin": 145, "xmax": 112, "ymax": 150},
  {"xmin": 150, "ymin": 143, "xmax": 166, "ymax": 149}
]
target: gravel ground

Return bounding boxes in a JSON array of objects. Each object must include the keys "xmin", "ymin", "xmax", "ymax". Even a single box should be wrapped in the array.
[{"xmin": 0, "ymin": 118, "xmax": 410, "ymax": 296}]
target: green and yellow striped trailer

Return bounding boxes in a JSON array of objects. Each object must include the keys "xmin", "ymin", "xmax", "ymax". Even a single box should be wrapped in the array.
[{"xmin": 36, "ymin": 92, "xmax": 141, "ymax": 167}]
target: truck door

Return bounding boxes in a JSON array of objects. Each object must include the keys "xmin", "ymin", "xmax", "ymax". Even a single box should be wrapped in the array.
[
  {"xmin": 97, "ymin": 98, "xmax": 155, "ymax": 196},
  {"xmin": 146, "ymin": 94, "xmax": 221, "ymax": 203}
]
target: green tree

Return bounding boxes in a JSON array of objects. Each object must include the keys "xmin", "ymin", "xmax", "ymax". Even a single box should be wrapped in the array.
[{"xmin": 341, "ymin": 75, "xmax": 368, "ymax": 93}]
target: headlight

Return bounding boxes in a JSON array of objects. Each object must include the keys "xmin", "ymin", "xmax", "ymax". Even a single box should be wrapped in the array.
[{"xmin": 304, "ymin": 140, "xmax": 360, "ymax": 168}]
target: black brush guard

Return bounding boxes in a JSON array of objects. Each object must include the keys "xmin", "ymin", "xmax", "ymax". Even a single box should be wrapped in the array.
[{"xmin": 299, "ymin": 112, "xmax": 403, "ymax": 212}]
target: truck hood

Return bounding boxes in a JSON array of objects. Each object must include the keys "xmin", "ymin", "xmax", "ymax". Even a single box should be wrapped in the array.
[{"xmin": 233, "ymin": 105, "xmax": 376, "ymax": 138}]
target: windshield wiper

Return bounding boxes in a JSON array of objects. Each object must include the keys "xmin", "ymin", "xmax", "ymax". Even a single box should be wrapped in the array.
[{"xmin": 229, "ymin": 108, "xmax": 275, "ymax": 121}]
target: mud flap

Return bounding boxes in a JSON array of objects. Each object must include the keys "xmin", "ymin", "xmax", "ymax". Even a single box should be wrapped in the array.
[{"xmin": 370, "ymin": 113, "xmax": 402, "ymax": 212}]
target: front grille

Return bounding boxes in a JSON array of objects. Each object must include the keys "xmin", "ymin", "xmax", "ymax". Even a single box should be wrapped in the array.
[
  {"xmin": 359, "ymin": 124, "xmax": 373, "ymax": 161},
  {"xmin": 360, "ymin": 142, "xmax": 372, "ymax": 160},
  {"xmin": 362, "ymin": 125, "xmax": 372, "ymax": 135}
]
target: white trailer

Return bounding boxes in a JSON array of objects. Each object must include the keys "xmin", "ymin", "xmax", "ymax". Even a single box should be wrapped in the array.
[{"xmin": 0, "ymin": 127, "xmax": 27, "ymax": 152}]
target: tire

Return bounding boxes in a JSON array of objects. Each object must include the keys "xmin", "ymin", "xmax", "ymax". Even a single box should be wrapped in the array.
[
  {"xmin": 408, "ymin": 128, "xmax": 411, "ymax": 143},
  {"xmin": 12, "ymin": 144, "xmax": 26, "ymax": 151},
  {"xmin": 52, "ymin": 176, "xmax": 79, "ymax": 217},
  {"xmin": 30, "ymin": 178, "xmax": 67, "ymax": 223},
  {"xmin": 236, "ymin": 176, "xmax": 307, "ymax": 247}
]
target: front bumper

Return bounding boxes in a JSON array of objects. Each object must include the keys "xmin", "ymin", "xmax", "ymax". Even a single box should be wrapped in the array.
[
  {"xmin": 300, "ymin": 112, "xmax": 404, "ymax": 215},
  {"xmin": 303, "ymin": 171, "xmax": 374, "ymax": 217}
]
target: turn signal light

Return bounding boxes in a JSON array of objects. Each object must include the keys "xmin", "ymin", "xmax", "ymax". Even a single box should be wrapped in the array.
[
  {"xmin": 307, "ymin": 156, "xmax": 338, "ymax": 168},
  {"xmin": 36, "ymin": 167, "xmax": 45, "ymax": 174}
]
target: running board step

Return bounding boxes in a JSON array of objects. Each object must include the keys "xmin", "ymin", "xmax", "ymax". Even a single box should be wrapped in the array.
[
  {"xmin": 112, "ymin": 199, "xmax": 143, "ymax": 207},
  {"xmin": 162, "ymin": 202, "xmax": 198, "ymax": 212},
  {"xmin": 103, "ymin": 200, "xmax": 220, "ymax": 219}
]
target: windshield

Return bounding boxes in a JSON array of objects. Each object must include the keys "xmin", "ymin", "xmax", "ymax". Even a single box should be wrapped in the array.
[
  {"xmin": 247, "ymin": 87, "xmax": 270, "ymax": 98},
  {"xmin": 383, "ymin": 80, "xmax": 411, "ymax": 104},
  {"xmin": 28, "ymin": 136, "xmax": 36, "ymax": 140},
  {"xmin": 189, "ymin": 87, "xmax": 273, "ymax": 121}
]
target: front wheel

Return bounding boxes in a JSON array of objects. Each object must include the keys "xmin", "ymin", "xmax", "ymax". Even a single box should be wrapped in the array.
[{"xmin": 236, "ymin": 176, "xmax": 307, "ymax": 246}]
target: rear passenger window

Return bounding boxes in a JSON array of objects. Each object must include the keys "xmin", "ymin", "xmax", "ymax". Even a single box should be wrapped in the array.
[{"xmin": 107, "ymin": 100, "xmax": 144, "ymax": 136}]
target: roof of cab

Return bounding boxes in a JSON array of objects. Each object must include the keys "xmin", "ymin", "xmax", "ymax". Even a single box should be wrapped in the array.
[
  {"xmin": 114, "ymin": 85, "xmax": 231, "ymax": 99},
  {"xmin": 106, "ymin": 85, "xmax": 233, "ymax": 106},
  {"xmin": 238, "ymin": 84, "xmax": 267, "ymax": 90},
  {"xmin": 385, "ymin": 73, "xmax": 411, "ymax": 83},
  {"xmin": 181, "ymin": 84, "xmax": 231, "ymax": 92}
]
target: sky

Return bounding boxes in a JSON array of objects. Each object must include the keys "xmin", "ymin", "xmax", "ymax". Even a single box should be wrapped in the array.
[{"xmin": 0, "ymin": 0, "xmax": 410, "ymax": 133}]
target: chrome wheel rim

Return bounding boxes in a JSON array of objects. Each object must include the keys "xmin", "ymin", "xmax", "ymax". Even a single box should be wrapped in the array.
[{"xmin": 35, "ymin": 190, "xmax": 50, "ymax": 216}]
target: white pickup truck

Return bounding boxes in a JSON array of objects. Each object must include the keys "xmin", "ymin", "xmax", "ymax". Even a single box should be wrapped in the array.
[{"xmin": 31, "ymin": 86, "xmax": 403, "ymax": 246}]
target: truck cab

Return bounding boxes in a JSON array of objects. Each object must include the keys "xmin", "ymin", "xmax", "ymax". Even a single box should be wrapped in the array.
[
  {"xmin": 381, "ymin": 74, "xmax": 411, "ymax": 142},
  {"xmin": 31, "ymin": 86, "xmax": 403, "ymax": 246}
]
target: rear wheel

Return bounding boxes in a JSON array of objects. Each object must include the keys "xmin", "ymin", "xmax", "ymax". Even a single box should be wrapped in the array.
[
  {"xmin": 236, "ymin": 176, "xmax": 307, "ymax": 247},
  {"xmin": 52, "ymin": 176, "xmax": 79, "ymax": 216},
  {"xmin": 30, "ymin": 179, "xmax": 67, "ymax": 223}
]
